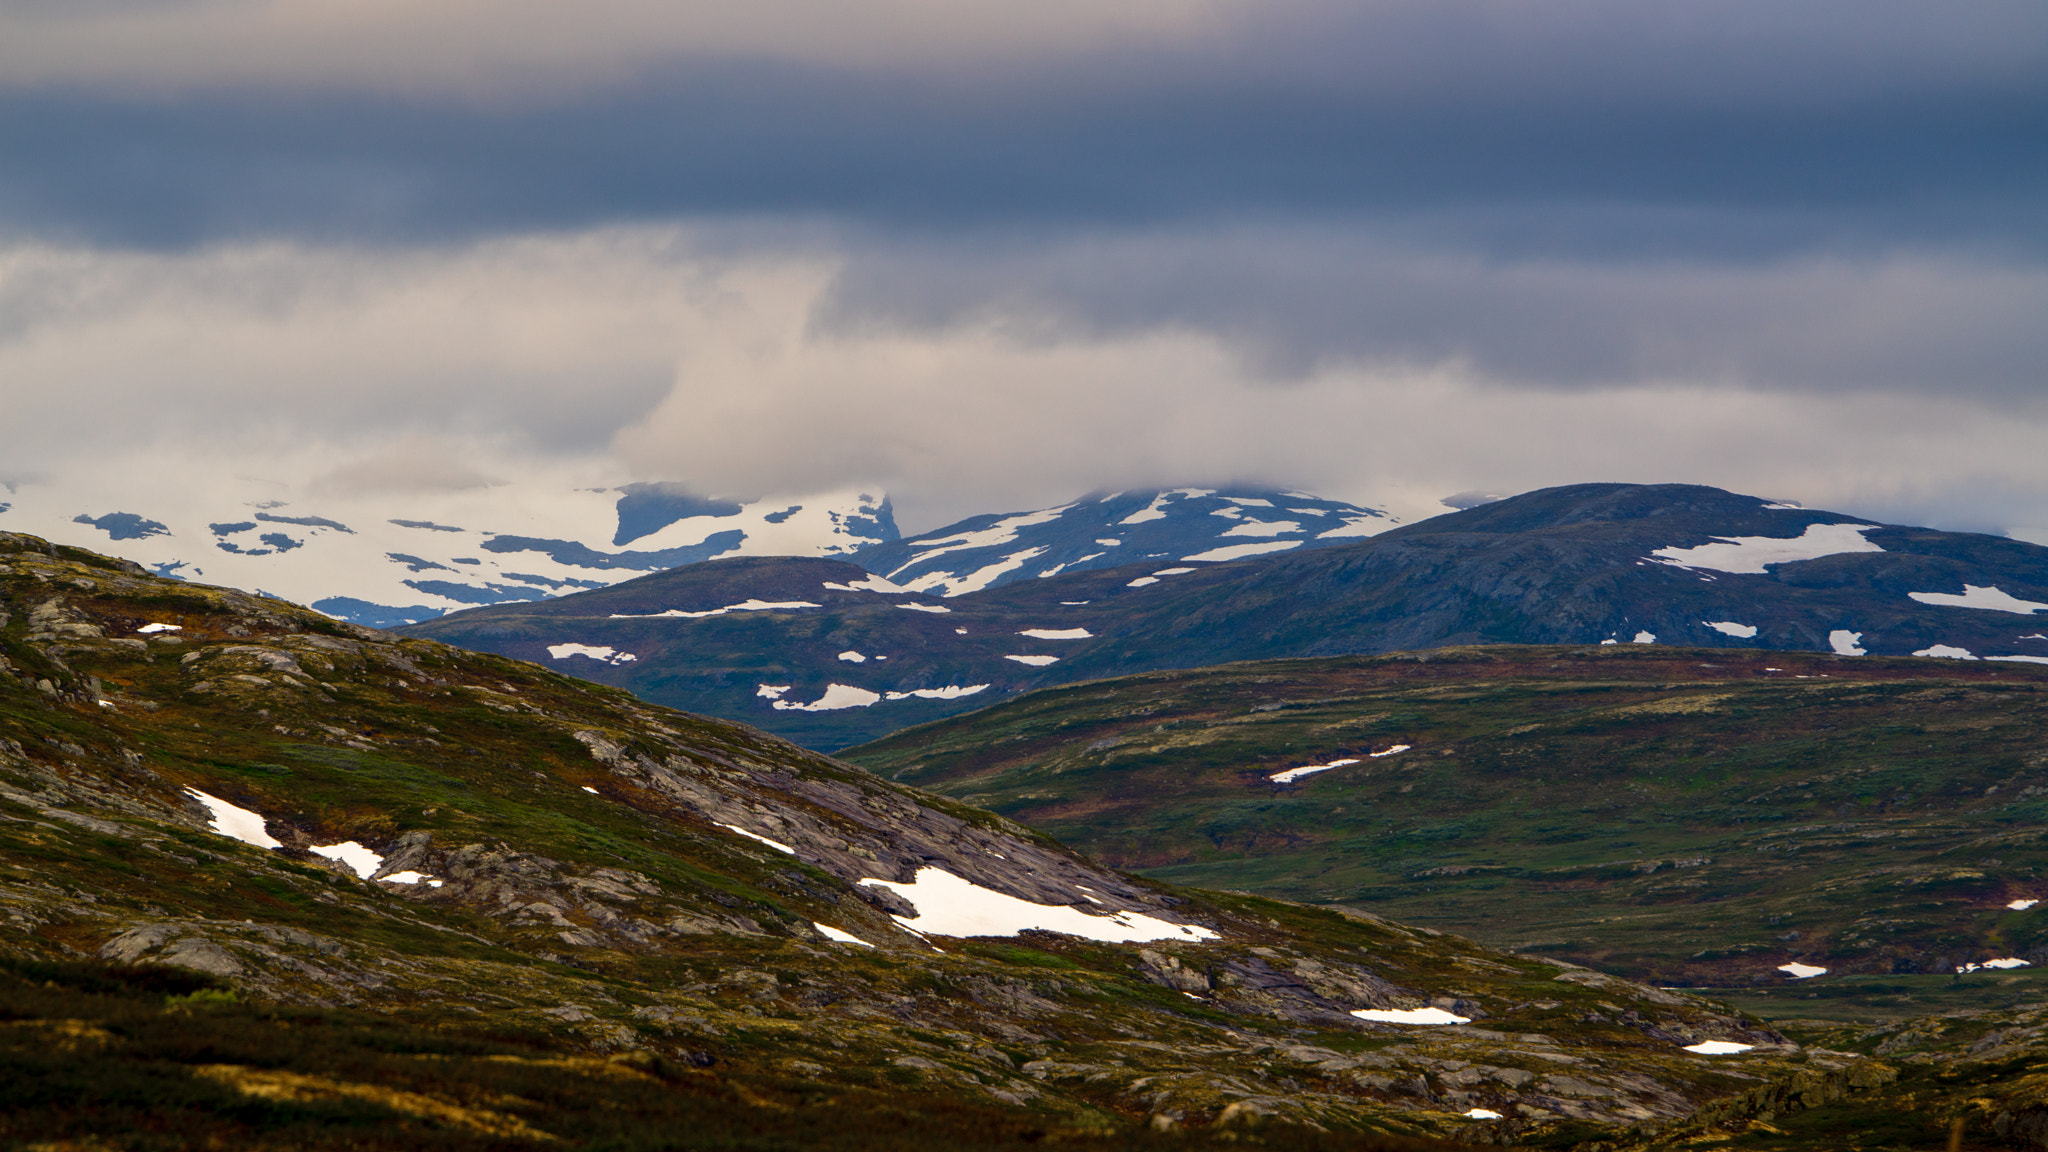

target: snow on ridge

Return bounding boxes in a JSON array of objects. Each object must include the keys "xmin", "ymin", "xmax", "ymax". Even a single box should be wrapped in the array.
[
  {"xmin": 1650, "ymin": 523, "xmax": 1884, "ymax": 574},
  {"xmin": 1908, "ymin": 584, "xmax": 2048, "ymax": 615},
  {"xmin": 837, "ymin": 651, "xmax": 868, "ymax": 663},
  {"xmin": 892, "ymin": 506, "xmax": 1075, "ymax": 575},
  {"xmin": 547, "ymin": 643, "xmax": 636, "ymax": 665},
  {"xmin": 1704, "ymin": 621, "xmax": 1758, "ymax": 638},
  {"xmin": 1019, "ymin": 628, "xmax": 1093, "ymax": 639},
  {"xmin": 860, "ymin": 867, "xmax": 1219, "ymax": 943},
  {"xmin": 897, "ymin": 602, "xmax": 952, "ymax": 613},
  {"xmin": 610, "ymin": 599, "xmax": 819, "ymax": 619},
  {"xmin": 187, "ymin": 788, "xmax": 283, "ymax": 850},
  {"xmin": 1004, "ymin": 655, "xmax": 1060, "ymax": 666}
]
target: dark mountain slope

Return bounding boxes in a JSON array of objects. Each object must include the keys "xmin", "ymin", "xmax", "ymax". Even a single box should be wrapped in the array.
[
  {"xmin": 840, "ymin": 644, "xmax": 2048, "ymax": 987},
  {"xmin": 0, "ymin": 531, "xmax": 1847, "ymax": 1144},
  {"xmin": 405, "ymin": 483, "xmax": 2048, "ymax": 749}
]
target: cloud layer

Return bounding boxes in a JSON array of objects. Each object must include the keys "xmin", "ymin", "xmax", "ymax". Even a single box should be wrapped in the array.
[{"xmin": 1, "ymin": 2, "xmax": 2044, "ymax": 541}]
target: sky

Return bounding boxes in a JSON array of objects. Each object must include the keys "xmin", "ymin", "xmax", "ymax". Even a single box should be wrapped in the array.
[{"xmin": 1, "ymin": 0, "xmax": 2044, "ymax": 538}]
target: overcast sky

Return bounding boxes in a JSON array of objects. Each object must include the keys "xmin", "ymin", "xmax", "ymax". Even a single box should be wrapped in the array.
[{"xmin": 1, "ymin": 0, "xmax": 2044, "ymax": 536}]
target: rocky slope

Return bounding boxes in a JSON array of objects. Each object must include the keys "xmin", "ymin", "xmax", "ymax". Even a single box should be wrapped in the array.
[
  {"xmin": 405, "ymin": 483, "xmax": 2048, "ymax": 749},
  {"xmin": 0, "ymin": 531, "xmax": 1858, "ymax": 1146},
  {"xmin": 839, "ymin": 644, "xmax": 2048, "ymax": 990}
]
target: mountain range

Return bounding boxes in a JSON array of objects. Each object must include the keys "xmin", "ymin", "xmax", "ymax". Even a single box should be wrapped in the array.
[{"xmin": 405, "ymin": 483, "xmax": 2048, "ymax": 749}]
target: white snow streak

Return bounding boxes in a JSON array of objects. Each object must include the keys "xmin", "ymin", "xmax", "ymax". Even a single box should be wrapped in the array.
[
  {"xmin": 1126, "ymin": 576, "xmax": 1159, "ymax": 587},
  {"xmin": 1704, "ymin": 621, "xmax": 1758, "ymax": 638},
  {"xmin": 547, "ymin": 643, "xmax": 636, "ymax": 665},
  {"xmin": 1989, "ymin": 655, "xmax": 2048, "ymax": 665},
  {"xmin": 883, "ymin": 684, "xmax": 990, "ymax": 701},
  {"xmin": 187, "ymin": 788, "xmax": 282, "ymax": 850},
  {"xmin": 1908, "ymin": 584, "xmax": 2048, "ymax": 615},
  {"xmin": 822, "ymin": 574, "xmax": 913, "ymax": 594},
  {"xmin": 1915, "ymin": 644, "xmax": 1977, "ymax": 660},
  {"xmin": 892, "ymin": 506, "xmax": 1075, "ymax": 575},
  {"xmin": 1465, "ymin": 1108, "xmax": 1504, "ymax": 1120},
  {"xmin": 1004, "ymin": 655, "xmax": 1060, "ymax": 667},
  {"xmin": 897, "ymin": 602, "xmax": 952, "ymax": 613},
  {"xmin": 1219, "ymin": 519, "xmax": 1301, "ymax": 538},
  {"xmin": 814, "ymin": 923, "xmax": 874, "ymax": 947},
  {"xmin": 1269, "ymin": 759, "xmax": 1359, "ymax": 784},
  {"xmin": 2009, "ymin": 899, "xmax": 2039, "ymax": 910},
  {"xmin": 1684, "ymin": 1041, "xmax": 1754, "ymax": 1055},
  {"xmin": 756, "ymin": 684, "xmax": 791, "ymax": 699},
  {"xmin": 716, "ymin": 822, "xmax": 796, "ymax": 854},
  {"xmin": 771, "ymin": 684, "xmax": 883, "ymax": 711},
  {"xmin": 1019, "ymin": 628, "xmax": 1093, "ymax": 639},
  {"xmin": 309, "ymin": 841, "xmax": 384, "ymax": 879},
  {"xmin": 859, "ymin": 868, "xmax": 1219, "ymax": 943},
  {"xmin": 1650, "ymin": 523, "xmax": 1883, "ymax": 574},
  {"xmin": 1777, "ymin": 963, "xmax": 1827, "ymax": 979},
  {"xmin": 610, "ymin": 599, "xmax": 819, "ymax": 619},
  {"xmin": 137, "ymin": 622, "xmax": 182, "ymax": 634},
  {"xmin": 1181, "ymin": 541, "xmax": 1302, "ymax": 562},
  {"xmin": 1351, "ymin": 1007, "xmax": 1470, "ymax": 1025},
  {"xmin": 1958, "ymin": 958, "xmax": 2031, "ymax": 973}
]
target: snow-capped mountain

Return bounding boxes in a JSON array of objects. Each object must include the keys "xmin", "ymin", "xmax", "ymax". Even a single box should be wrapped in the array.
[
  {"xmin": 0, "ymin": 474, "xmax": 895, "ymax": 627},
  {"xmin": 847, "ymin": 487, "xmax": 1398, "ymax": 597},
  {"xmin": 406, "ymin": 483, "xmax": 2048, "ymax": 749}
]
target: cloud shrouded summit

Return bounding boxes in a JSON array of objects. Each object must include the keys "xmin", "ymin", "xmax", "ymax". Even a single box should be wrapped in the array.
[{"xmin": 0, "ymin": 0, "xmax": 2042, "ymax": 538}]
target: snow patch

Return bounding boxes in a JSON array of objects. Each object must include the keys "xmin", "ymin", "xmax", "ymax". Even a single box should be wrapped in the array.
[
  {"xmin": 772, "ymin": 684, "xmax": 883, "ymax": 711},
  {"xmin": 1989, "ymin": 655, "xmax": 2048, "ymax": 665},
  {"xmin": 716, "ymin": 822, "xmax": 796, "ymax": 854},
  {"xmin": 891, "ymin": 507, "xmax": 1074, "ymax": 578},
  {"xmin": 381, "ymin": 871, "xmax": 440, "ymax": 887},
  {"xmin": 1152, "ymin": 567, "xmax": 1196, "ymax": 576},
  {"xmin": 187, "ymin": 788, "xmax": 282, "ymax": 850},
  {"xmin": 309, "ymin": 841, "xmax": 384, "ymax": 880},
  {"xmin": 136, "ymin": 622, "xmax": 182, "ymax": 634},
  {"xmin": 1220, "ymin": 497, "xmax": 1274, "ymax": 507},
  {"xmin": 1126, "ymin": 577, "xmax": 1159, "ymax": 587},
  {"xmin": 1958, "ymin": 958, "xmax": 2032, "ymax": 973},
  {"xmin": 884, "ymin": 684, "xmax": 990, "ymax": 701},
  {"xmin": 822, "ymin": 574, "xmax": 912, "ymax": 594},
  {"xmin": 1777, "ymin": 963, "xmax": 1827, "ymax": 979},
  {"xmin": 1096, "ymin": 538, "xmax": 1121, "ymax": 547},
  {"xmin": 897, "ymin": 602, "xmax": 952, "ymax": 613},
  {"xmin": 837, "ymin": 650, "xmax": 868, "ymax": 663},
  {"xmin": 1705, "ymin": 621, "xmax": 1758, "ymax": 638},
  {"xmin": 611, "ymin": 599, "xmax": 819, "ymax": 619},
  {"xmin": 1684, "ymin": 1041, "xmax": 1754, "ymax": 1055},
  {"xmin": 1633, "ymin": 631, "xmax": 1657, "ymax": 644},
  {"xmin": 1651, "ymin": 523, "xmax": 1884, "ymax": 574},
  {"xmin": 1915, "ymin": 644, "xmax": 1977, "ymax": 660},
  {"xmin": 859, "ymin": 867, "xmax": 1219, "ymax": 943},
  {"xmin": 2009, "ymin": 899, "xmax": 2039, "ymax": 910},
  {"xmin": 1830, "ymin": 630, "xmax": 1867, "ymax": 655},
  {"xmin": 1908, "ymin": 584, "xmax": 2048, "ymax": 615},
  {"xmin": 1181, "ymin": 540, "xmax": 1303, "ymax": 562},
  {"xmin": 756, "ymin": 684, "xmax": 791, "ymax": 700},
  {"xmin": 1269, "ymin": 758, "xmax": 1360, "ymax": 784},
  {"xmin": 1351, "ymin": 1007, "xmax": 1470, "ymax": 1025},
  {"xmin": 1004, "ymin": 655, "xmax": 1060, "ymax": 667},
  {"xmin": 546, "ymin": 643, "xmax": 636, "ymax": 665},
  {"xmin": 1465, "ymin": 1108, "xmax": 1504, "ymax": 1120},
  {"xmin": 1219, "ymin": 519, "xmax": 1300, "ymax": 538},
  {"xmin": 1019, "ymin": 628, "xmax": 1093, "ymax": 639},
  {"xmin": 814, "ymin": 923, "xmax": 874, "ymax": 947}
]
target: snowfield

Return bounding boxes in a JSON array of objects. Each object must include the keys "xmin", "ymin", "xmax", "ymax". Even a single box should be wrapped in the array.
[
  {"xmin": 1651, "ymin": 523, "xmax": 1884, "ymax": 574},
  {"xmin": 1908, "ymin": 584, "xmax": 2048, "ymax": 614},
  {"xmin": 859, "ymin": 868, "xmax": 1219, "ymax": 943}
]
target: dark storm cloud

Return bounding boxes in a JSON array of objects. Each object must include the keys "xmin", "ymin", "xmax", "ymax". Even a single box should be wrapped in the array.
[{"xmin": 0, "ymin": 0, "xmax": 2040, "ymax": 256}]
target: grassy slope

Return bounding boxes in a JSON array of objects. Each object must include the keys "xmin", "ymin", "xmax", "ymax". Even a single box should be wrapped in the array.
[
  {"xmin": 1, "ymin": 534, "xmax": 1880, "ymax": 1147},
  {"xmin": 840, "ymin": 645, "xmax": 2048, "ymax": 985}
]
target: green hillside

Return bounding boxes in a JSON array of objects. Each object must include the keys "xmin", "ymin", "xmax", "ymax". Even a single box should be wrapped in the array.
[
  {"xmin": 841, "ymin": 645, "xmax": 2048, "ymax": 986},
  {"xmin": 4, "ymin": 531, "xmax": 1918, "ymax": 1147}
]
